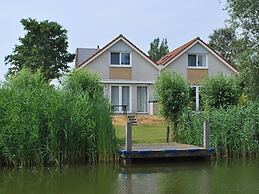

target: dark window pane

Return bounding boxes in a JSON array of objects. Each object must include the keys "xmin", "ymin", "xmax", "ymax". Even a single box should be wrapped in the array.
[
  {"xmin": 111, "ymin": 86, "xmax": 119, "ymax": 111},
  {"xmin": 198, "ymin": 87, "xmax": 203, "ymax": 111},
  {"xmin": 190, "ymin": 87, "xmax": 196, "ymax": 111},
  {"xmin": 188, "ymin": 55, "xmax": 196, "ymax": 67},
  {"xmin": 111, "ymin": 52, "xmax": 120, "ymax": 65},
  {"xmin": 121, "ymin": 53, "xmax": 130, "ymax": 65}
]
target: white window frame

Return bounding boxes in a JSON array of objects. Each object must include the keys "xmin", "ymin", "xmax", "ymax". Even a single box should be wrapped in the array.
[
  {"xmin": 110, "ymin": 85, "xmax": 132, "ymax": 113},
  {"xmin": 136, "ymin": 85, "xmax": 149, "ymax": 113},
  {"xmin": 188, "ymin": 54, "xmax": 208, "ymax": 69},
  {"xmin": 191, "ymin": 85, "xmax": 201, "ymax": 111},
  {"xmin": 110, "ymin": 52, "xmax": 132, "ymax": 67}
]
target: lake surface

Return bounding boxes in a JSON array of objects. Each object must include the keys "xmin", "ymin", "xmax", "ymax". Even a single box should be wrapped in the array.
[{"xmin": 0, "ymin": 159, "xmax": 259, "ymax": 194}]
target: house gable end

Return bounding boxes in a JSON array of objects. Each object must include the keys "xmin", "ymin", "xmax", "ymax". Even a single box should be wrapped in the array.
[
  {"xmin": 78, "ymin": 35, "xmax": 159, "ymax": 70},
  {"xmin": 161, "ymin": 40, "xmax": 237, "ymax": 73}
]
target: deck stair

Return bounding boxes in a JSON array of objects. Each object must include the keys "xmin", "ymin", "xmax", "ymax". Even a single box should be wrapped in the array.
[{"xmin": 128, "ymin": 115, "xmax": 139, "ymax": 125}]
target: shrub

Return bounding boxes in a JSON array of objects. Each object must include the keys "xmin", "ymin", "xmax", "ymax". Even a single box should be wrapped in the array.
[
  {"xmin": 200, "ymin": 74, "xmax": 241, "ymax": 109},
  {"xmin": 0, "ymin": 68, "xmax": 116, "ymax": 167},
  {"xmin": 156, "ymin": 71, "xmax": 189, "ymax": 132}
]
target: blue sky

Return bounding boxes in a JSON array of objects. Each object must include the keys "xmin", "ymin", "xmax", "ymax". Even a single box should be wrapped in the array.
[{"xmin": 0, "ymin": 0, "xmax": 228, "ymax": 81}]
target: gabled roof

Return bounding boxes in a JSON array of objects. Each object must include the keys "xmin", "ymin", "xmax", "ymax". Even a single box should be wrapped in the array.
[
  {"xmin": 77, "ymin": 34, "xmax": 159, "ymax": 69},
  {"xmin": 157, "ymin": 37, "xmax": 199, "ymax": 65},
  {"xmin": 75, "ymin": 48, "xmax": 98, "ymax": 67},
  {"xmin": 158, "ymin": 37, "xmax": 237, "ymax": 73}
]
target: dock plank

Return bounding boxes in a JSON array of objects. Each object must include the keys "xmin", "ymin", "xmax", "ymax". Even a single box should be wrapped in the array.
[{"xmin": 119, "ymin": 143, "xmax": 215, "ymax": 163}]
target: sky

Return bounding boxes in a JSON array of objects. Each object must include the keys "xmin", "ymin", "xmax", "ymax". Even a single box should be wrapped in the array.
[{"xmin": 0, "ymin": 0, "xmax": 229, "ymax": 81}]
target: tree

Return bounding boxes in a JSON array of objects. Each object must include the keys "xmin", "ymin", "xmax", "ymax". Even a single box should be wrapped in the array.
[
  {"xmin": 5, "ymin": 18, "xmax": 75, "ymax": 81},
  {"xmin": 200, "ymin": 74, "xmax": 241, "ymax": 109},
  {"xmin": 237, "ymin": 48, "xmax": 259, "ymax": 100},
  {"xmin": 227, "ymin": 0, "xmax": 259, "ymax": 45},
  {"xmin": 156, "ymin": 71, "xmax": 189, "ymax": 138},
  {"xmin": 226, "ymin": 0, "xmax": 259, "ymax": 100},
  {"xmin": 208, "ymin": 27, "xmax": 242, "ymax": 65},
  {"xmin": 148, "ymin": 38, "xmax": 169, "ymax": 62}
]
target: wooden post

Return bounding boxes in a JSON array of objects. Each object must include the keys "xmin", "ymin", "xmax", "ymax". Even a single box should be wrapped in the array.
[
  {"xmin": 166, "ymin": 126, "xmax": 170, "ymax": 143},
  {"xmin": 126, "ymin": 121, "xmax": 132, "ymax": 151},
  {"xmin": 203, "ymin": 120, "xmax": 210, "ymax": 149}
]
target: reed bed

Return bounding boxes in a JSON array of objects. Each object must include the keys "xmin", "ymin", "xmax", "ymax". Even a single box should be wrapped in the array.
[
  {"xmin": 0, "ymin": 69, "xmax": 116, "ymax": 167},
  {"xmin": 176, "ymin": 103, "xmax": 259, "ymax": 158}
]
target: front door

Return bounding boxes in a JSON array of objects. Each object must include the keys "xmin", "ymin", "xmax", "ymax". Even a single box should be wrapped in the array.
[{"xmin": 137, "ymin": 86, "xmax": 148, "ymax": 113}]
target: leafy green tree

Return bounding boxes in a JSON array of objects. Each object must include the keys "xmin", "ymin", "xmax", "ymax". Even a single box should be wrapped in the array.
[
  {"xmin": 237, "ymin": 48, "xmax": 259, "ymax": 100},
  {"xmin": 5, "ymin": 18, "xmax": 75, "ymax": 81},
  {"xmin": 156, "ymin": 71, "xmax": 189, "ymax": 136},
  {"xmin": 226, "ymin": 0, "xmax": 259, "ymax": 100},
  {"xmin": 148, "ymin": 37, "xmax": 169, "ymax": 62},
  {"xmin": 63, "ymin": 69, "xmax": 103, "ymax": 99},
  {"xmin": 208, "ymin": 27, "xmax": 244, "ymax": 65},
  {"xmin": 200, "ymin": 74, "xmax": 241, "ymax": 109},
  {"xmin": 227, "ymin": 0, "xmax": 259, "ymax": 45}
]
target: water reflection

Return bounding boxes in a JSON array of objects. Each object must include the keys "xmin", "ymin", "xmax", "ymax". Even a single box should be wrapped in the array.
[{"xmin": 0, "ymin": 160, "xmax": 259, "ymax": 194}]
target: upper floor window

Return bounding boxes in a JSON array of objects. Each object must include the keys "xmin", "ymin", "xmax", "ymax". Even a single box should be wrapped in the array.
[
  {"xmin": 110, "ymin": 52, "xmax": 131, "ymax": 66},
  {"xmin": 188, "ymin": 54, "xmax": 207, "ymax": 68}
]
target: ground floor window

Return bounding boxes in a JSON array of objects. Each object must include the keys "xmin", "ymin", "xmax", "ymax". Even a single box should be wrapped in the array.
[
  {"xmin": 111, "ymin": 85, "xmax": 131, "ymax": 112},
  {"xmin": 137, "ymin": 86, "xmax": 148, "ymax": 113},
  {"xmin": 190, "ymin": 86, "xmax": 202, "ymax": 111}
]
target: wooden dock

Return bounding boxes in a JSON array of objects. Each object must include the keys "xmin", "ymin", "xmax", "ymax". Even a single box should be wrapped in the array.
[
  {"xmin": 119, "ymin": 120, "xmax": 215, "ymax": 164},
  {"xmin": 119, "ymin": 143, "xmax": 215, "ymax": 164}
]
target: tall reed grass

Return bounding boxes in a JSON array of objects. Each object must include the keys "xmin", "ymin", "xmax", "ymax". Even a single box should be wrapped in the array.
[
  {"xmin": 176, "ymin": 104, "xmax": 259, "ymax": 157},
  {"xmin": 0, "ymin": 69, "xmax": 116, "ymax": 167}
]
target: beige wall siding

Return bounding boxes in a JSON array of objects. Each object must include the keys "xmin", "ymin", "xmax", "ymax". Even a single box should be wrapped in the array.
[
  {"xmin": 162, "ymin": 53, "xmax": 188, "ymax": 78},
  {"xmin": 131, "ymin": 52, "xmax": 159, "ymax": 81},
  {"xmin": 187, "ymin": 43, "xmax": 208, "ymax": 54},
  {"xmin": 109, "ymin": 67, "xmax": 132, "ymax": 80},
  {"xmin": 187, "ymin": 69, "xmax": 208, "ymax": 84},
  {"xmin": 207, "ymin": 52, "xmax": 234, "ymax": 75},
  {"xmin": 86, "ymin": 51, "xmax": 110, "ymax": 79}
]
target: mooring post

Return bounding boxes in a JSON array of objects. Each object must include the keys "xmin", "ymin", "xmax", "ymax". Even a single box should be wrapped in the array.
[
  {"xmin": 203, "ymin": 120, "xmax": 210, "ymax": 149},
  {"xmin": 166, "ymin": 126, "xmax": 170, "ymax": 143},
  {"xmin": 126, "ymin": 121, "xmax": 132, "ymax": 152}
]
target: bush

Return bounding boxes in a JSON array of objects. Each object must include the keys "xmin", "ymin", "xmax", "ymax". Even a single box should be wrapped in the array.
[
  {"xmin": 0, "ymin": 69, "xmax": 116, "ymax": 167},
  {"xmin": 156, "ymin": 71, "xmax": 189, "ymax": 131},
  {"xmin": 176, "ymin": 103, "xmax": 259, "ymax": 157},
  {"xmin": 200, "ymin": 74, "xmax": 241, "ymax": 109}
]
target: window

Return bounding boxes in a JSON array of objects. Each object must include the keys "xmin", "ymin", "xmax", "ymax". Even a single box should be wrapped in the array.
[
  {"xmin": 111, "ymin": 53, "xmax": 120, "ymax": 65},
  {"xmin": 198, "ymin": 55, "xmax": 206, "ymax": 67},
  {"xmin": 111, "ymin": 85, "xmax": 131, "ymax": 112},
  {"xmin": 188, "ymin": 55, "xmax": 196, "ymax": 67},
  {"xmin": 111, "ymin": 86, "xmax": 119, "ymax": 111},
  {"xmin": 122, "ymin": 86, "xmax": 130, "ymax": 111},
  {"xmin": 121, "ymin": 53, "xmax": 130, "ymax": 65},
  {"xmin": 190, "ymin": 87, "xmax": 197, "ymax": 111},
  {"xmin": 137, "ymin": 87, "xmax": 148, "ymax": 113},
  {"xmin": 188, "ymin": 54, "xmax": 207, "ymax": 67},
  {"xmin": 190, "ymin": 86, "xmax": 203, "ymax": 111},
  {"xmin": 110, "ymin": 52, "xmax": 131, "ymax": 66}
]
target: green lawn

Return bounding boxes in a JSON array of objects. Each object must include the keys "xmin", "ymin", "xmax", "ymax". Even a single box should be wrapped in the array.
[{"xmin": 115, "ymin": 123, "xmax": 168, "ymax": 144}]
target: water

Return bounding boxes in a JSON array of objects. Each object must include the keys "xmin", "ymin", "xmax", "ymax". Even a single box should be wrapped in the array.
[{"xmin": 0, "ymin": 159, "xmax": 259, "ymax": 194}]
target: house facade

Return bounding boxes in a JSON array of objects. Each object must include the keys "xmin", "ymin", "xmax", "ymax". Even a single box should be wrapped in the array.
[{"xmin": 76, "ymin": 35, "xmax": 236, "ymax": 114}]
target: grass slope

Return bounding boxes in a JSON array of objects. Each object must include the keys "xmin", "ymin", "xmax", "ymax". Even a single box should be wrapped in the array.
[{"xmin": 115, "ymin": 123, "xmax": 168, "ymax": 144}]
